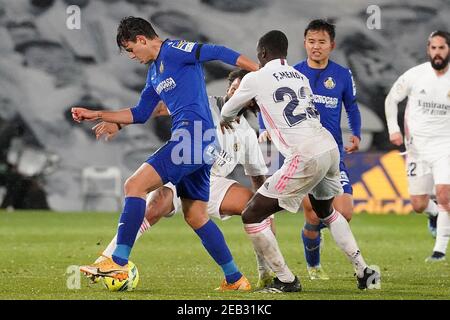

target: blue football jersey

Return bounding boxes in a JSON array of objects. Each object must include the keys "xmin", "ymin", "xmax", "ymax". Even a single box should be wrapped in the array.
[
  {"xmin": 130, "ymin": 39, "xmax": 240, "ymax": 133},
  {"xmin": 294, "ymin": 60, "xmax": 361, "ymax": 158}
]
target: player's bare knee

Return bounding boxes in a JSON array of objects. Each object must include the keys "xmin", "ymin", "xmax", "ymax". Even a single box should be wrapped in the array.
[
  {"xmin": 123, "ymin": 176, "xmax": 145, "ymax": 196},
  {"xmin": 340, "ymin": 208, "xmax": 353, "ymax": 222},
  {"xmin": 303, "ymin": 228, "xmax": 319, "ymax": 239},
  {"xmin": 242, "ymin": 202, "xmax": 261, "ymax": 224},
  {"xmin": 436, "ymin": 189, "xmax": 450, "ymax": 211},
  {"xmin": 304, "ymin": 214, "xmax": 320, "ymax": 229},
  {"xmin": 411, "ymin": 198, "xmax": 428, "ymax": 213},
  {"xmin": 145, "ymin": 213, "xmax": 159, "ymax": 226},
  {"xmin": 145, "ymin": 202, "xmax": 166, "ymax": 225},
  {"xmin": 184, "ymin": 213, "xmax": 208, "ymax": 229},
  {"xmin": 183, "ymin": 214, "xmax": 196, "ymax": 228}
]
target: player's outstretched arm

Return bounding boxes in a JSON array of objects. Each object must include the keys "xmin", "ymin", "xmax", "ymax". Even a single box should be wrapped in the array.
[
  {"xmin": 71, "ymin": 107, "xmax": 134, "ymax": 124},
  {"xmin": 236, "ymin": 55, "xmax": 259, "ymax": 72},
  {"xmin": 196, "ymin": 44, "xmax": 259, "ymax": 71}
]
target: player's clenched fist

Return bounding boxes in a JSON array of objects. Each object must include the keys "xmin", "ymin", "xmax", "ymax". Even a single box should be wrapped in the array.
[
  {"xmin": 71, "ymin": 107, "xmax": 101, "ymax": 123},
  {"xmin": 389, "ymin": 132, "xmax": 403, "ymax": 146}
]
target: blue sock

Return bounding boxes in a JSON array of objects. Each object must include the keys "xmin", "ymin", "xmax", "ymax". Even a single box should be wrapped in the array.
[
  {"xmin": 112, "ymin": 197, "xmax": 146, "ymax": 266},
  {"xmin": 195, "ymin": 219, "xmax": 242, "ymax": 284},
  {"xmin": 302, "ymin": 230, "xmax": 321, "ymax": 267}
]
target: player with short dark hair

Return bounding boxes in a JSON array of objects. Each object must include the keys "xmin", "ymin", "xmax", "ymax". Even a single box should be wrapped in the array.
[
  {"xmin": 90, "ymin": 69, "xmax": 275, "ymax": 290},
  {"xmin": 258, "ymin": 20, "xmax": 362, "ymax": 280},
  {"xmin": 72, "ymin": 16, "xmax": 259, "ymax": 290},
  {"xmin": 221, "ymin": 30, "xmax": 380, "ymax": 292}
]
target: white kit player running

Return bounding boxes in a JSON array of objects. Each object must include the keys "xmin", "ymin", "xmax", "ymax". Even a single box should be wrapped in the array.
[
  {"xmin": 91, "ymin": 69, "xmax": 275, "ymax": 290},
  {"xmin": 385, "ymin": 30, "xmax": 450, "ymax": 262},
  {"xmin": 221, "ymin": 30, "xmax": 380, "ymax": 292}
]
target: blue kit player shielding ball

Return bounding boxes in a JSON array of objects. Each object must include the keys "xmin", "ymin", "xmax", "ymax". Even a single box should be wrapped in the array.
[{"xmin": 72, "ymin": 16, "xmax": 258, "ymax": 290}]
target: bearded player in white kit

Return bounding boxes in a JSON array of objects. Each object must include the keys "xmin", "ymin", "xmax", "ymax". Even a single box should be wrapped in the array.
[
  {"xmin": 385, "ymin": 30, "xmax": 450, "ymax": 262},
  {"xmin": 221, "ymin": 30, "xmax": 380, "ymax": 292}
]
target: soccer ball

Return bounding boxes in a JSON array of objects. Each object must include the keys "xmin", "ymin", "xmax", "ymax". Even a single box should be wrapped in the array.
[{"xmin": 102, "ymin": 261, "xmax": 139, "ymax": 292}]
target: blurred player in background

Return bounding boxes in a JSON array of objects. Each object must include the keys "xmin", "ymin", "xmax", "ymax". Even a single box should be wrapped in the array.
[
  {"xmin": 71, "ymin": 16, "xmax": 259, "ymax": 289},
  {"xmin": 385, "ymin": 30, "xmax": 450, "ymax": 262},
  {"xmin": 221, "ymin": 30, "xmax": 380, "ymax": 292},
  {"xmin": 92, "ymin": 69, "xmax": 276, "ymax": 290}
]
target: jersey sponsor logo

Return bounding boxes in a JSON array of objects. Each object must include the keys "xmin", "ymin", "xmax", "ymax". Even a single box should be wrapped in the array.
[
  {"xmin": 312, "ymin": 94, "xmax": 339, "ymax": 108},
  {"xmin": 418, "ymin": 99, "xmax": 450, "ymax": 115},
  {"xmin": 214, "ymin": 149, "xmax": 233, "ymax": 167},
  {"xmin": 323, "ymin": 76, "xmax": 336, "ymax": 89},
  {"xmin": 172, "ymin": 40, "xmax": 195, "ymax": 52},
  {"xmin": 155, "ymin": 77, "xmax": 177, "ymax": 94},
  {"xmin": 340, "ymin": 170, "xmax": 350, "ymax": 186}
]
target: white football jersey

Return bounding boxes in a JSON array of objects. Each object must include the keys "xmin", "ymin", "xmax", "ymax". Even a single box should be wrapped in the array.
[
  {"xmin": 222, "ymin": 59, "xmax": 337, "ymax": 159},
  {"xmin": 385, "ymin": 62, "xmax": 450, "ymax": 156},
  {"xmin": 209, "ymin": 96, "xmax": 268, "ymax": 178}
]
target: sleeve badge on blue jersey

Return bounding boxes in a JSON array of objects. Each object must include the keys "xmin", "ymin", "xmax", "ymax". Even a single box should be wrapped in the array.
[
  {"xmin": 323, "ymin": 76, "xmax": 336, "ymax": 89},
  {"xmin": 172, "ymin": 40, "xmax": 195, "ymax": 52}
]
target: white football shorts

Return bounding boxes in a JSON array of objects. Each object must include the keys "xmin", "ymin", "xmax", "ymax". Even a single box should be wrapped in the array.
[
  {"xmin": 257, "ymin": 148, "xmax": 343, "ymax": 213},
  {"xmin": 147, "ymin": 176, "xmax": 237, "ymax": 220},
  {"xmin": 406, "ymin": 153, "xmax": 450, "ymax": 195}
]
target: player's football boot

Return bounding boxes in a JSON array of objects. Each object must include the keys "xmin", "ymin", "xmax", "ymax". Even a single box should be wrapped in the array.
[
  {"xmin": 86, "ymin": 254, "xmax": 110, "ymax": 283},
  {"xmin": 307, "ymin": 265, "xmax": 330, "ymax": 280},
  {"xmin": 215, "ymin": 275, "xmax": 251, "ymax": 291},
  {"xmin": 427, "ymin": 215, "xmax": 437, "ymax": 238},
  {"xmin": 356, "ymin": 267, "xmax": 381, "ymax": 290},
  {"xmin": 80, "ymin": 257, "xmax": 128, "ymax": 280},
  {"xmin": 255, "ymin": 271, "xmax": 275, "ymax": 290},
  {"xmin": 259, "ymin": 276, "xmax": 302, "ymax": 293},
  {"xmin": 425, "ymin": 251, "xmax": 446, "ymax": 262}
]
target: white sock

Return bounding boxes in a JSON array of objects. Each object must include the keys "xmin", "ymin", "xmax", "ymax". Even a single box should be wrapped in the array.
[
  {"xmin": 424, "ymin": 200, "xmax": 439, "ymax": 217},
  {"xmin": 255, "ymin": 251, "xmax": 271, "ymax": 278},
  {"xmin": 255, "ymin": 217, "xmax": 275, "ymax": 277},
  {"xmin": 433, "ymin": 208, "xmax": 450, "ymax": 254},
  {"xmin": 322, "ymin": 210, "xmax": 367, "ymax": 277},
  {"xmin": 95, "ymin": 218, "xmax": 151, "ymax": 263},
  {"xmin": 244, "ymin": 218, "xmax": 295, "ymax": 283},
  {"xmin": 255, "ymin": 249, "xmax": 272, "ymax": 278}
]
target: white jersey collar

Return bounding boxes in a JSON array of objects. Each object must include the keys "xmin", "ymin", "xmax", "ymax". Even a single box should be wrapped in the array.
[{"xmin": 264, "ymin": 58, "xmax": 289, "ymax": 68}]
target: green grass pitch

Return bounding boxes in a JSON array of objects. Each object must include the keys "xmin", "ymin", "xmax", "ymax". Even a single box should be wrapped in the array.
[{"xmin": 0, "ymin": 210, "xmax": 448, "ymax": 300}]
